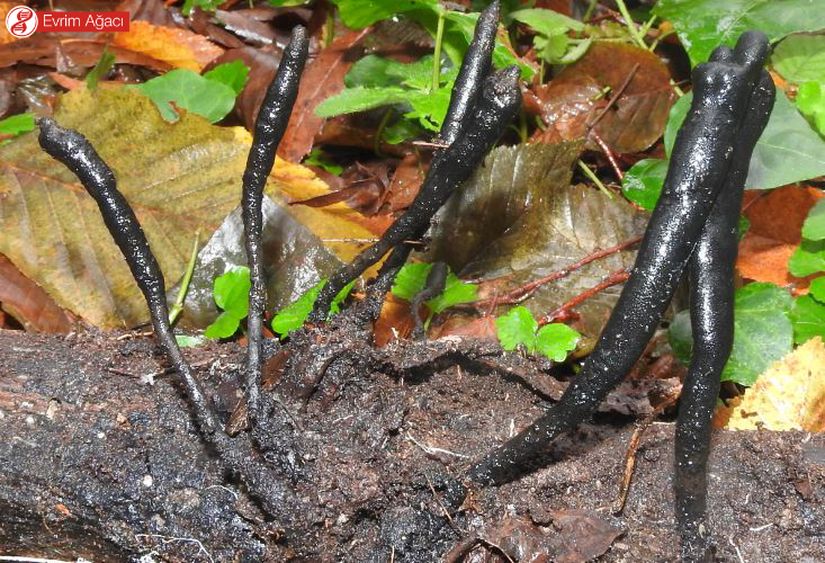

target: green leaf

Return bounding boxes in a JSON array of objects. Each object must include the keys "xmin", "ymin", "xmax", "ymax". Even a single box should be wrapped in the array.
[
  {"xmin": 665, "ymin": 91, "xmax": 825, "ymax": 189},
  {"xmin": 182, "ymin": 0, "xmax": 222, "ymax": 17},
  {"xmin": 203, "ymin": 60, "xmax": 250, "ymax": 96},
  {"xmin": 795, "ymin": 81, "xmax": 825, "ymax": 135},
  {"xmin": 345, "ymin": 55, "xmax": 438, "ymax": 90},
  {"xmin": 668, "ymin": 310, "xmax": 692, "ymax": 365},
  {"xmin": 509, "ymin": 8, "xmax": 584, "ymax": 34},
  {"xmin": 272, "ymin": 281, "xmax": 323, "ymax": 336},
  {"xmin": 809, "ymin": 276, "xmax": 825, "ymax": 303},
  {"xmin": 535, "ymin": 323, "xmax": 580, "ymax": 362},
  {"xmin": 726, "ymin": 283, "xmax": 793, "ymax": 385},
  {"xmin": 176, "ymin": 334, "xmax": 206, "ymax": 347},
  {"xmin": 772, "ymin": 34, "xmax": 825, "ymax": 83},
  {"xmin": 205, "ymin": 311, "xmax": 241, "ymax": 339},
  {"xmin": 271, "ymin": 279, "xmax": 353, "ymax": 336},
  {"xmin": 268, "ymin": 0, "xmax": 310, "ymax": 6},
  {"xmin": 427, "ymin": 272, "xmax": 478, "ymax": 314},
  {"xmin": 304, "ymin": 147, "xmax": 343, "ymax": 175},
  {"xmin": 653, "ymin": 0, "xmax": 824, "ymax": 67},
  {"xmin": 621, "ymin": 158, "xmax": 668, "ymax": 210},
  {"xmin": 789, "ymin": 239, "xmax": 825, "ymax": 277},
  {"xmin": 404, "ymin": 87, "xmax": 453, "ymax": 131},
  {"xmin": 86, "ymin": 49, "xmax": 115, "ymax": 91},
  {"xmin": 331, "ymin": 0, "xmax": 439, "ymax": 29},
  {"xmin": 790, "ymin": 294, "xmax": 825, "ymax": 344},
  {"xmin": 134, "ymin": 69, "xmax": 236, "ymax": 123},
  {"xmin": 669, "ymin": 283, "xmax": 793, "ymax": 386},
  {"xmin": 0, "ymin": 113, "xmax": 35, "ymax": 138},
  {"xmin": 801, "ymin": 198, "xmax": 825, "ymax": 240},
  {"xmin": 315, "ymin": 87, "xmax": 412, "ymax": 118},
  {"xmin": 391, "ymin": 263, "xmax": 432, "ymax": 301},
  {"xmin": 495, "ymin": 305, "xmax": 538, "ymax": 352},
  {"xmin": 441, "ymin": 11, "xmax": 534, "ymax": 78},
  {"xmin": 382, "ymin": 118, "xmax": 425, "ymax": 144},
  {"xmin": 213, "ymin": 266, "xmax": 251, "ymax": 318}
]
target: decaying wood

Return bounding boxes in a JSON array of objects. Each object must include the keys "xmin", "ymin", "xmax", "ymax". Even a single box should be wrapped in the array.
[{"xmin": 0, "ymin": 330, "xmax": 823, "ymax": 562}]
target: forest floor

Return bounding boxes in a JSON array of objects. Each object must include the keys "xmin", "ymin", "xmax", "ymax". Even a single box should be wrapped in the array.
[{"xmin": 1, "ymin": 328, "xmax": 822, "ymax": 562}]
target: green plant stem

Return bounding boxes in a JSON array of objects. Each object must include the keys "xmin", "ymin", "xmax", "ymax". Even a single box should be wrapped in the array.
[
  {"xmin": 374, "ymin": 108, "xmax": 393, "ymax": 155},
  {"xmin": 432, "ymin": 12, "xmax": 446, "ymax": 91},
  {"xmin": 583, "ymin": 0, "xmax": 598, "ymax": 22},
  {"xmin": 325, "ymin": 4, "xmax": 336, "ymax": 47},
  {"xmin": 577, "ymin": 160, "xmax": 612, "ymax": 199},
  {"xmin": 169, "ymin": 232, "xmax": 200, "ymax": 326},
  {"xmin": 615, "ymin": 0, "xmax": 647, "ymax": 50}
]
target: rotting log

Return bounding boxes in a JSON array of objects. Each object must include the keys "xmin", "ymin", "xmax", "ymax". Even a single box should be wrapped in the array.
[{"xmin": 0, "ymin": 329, "xmax": 823, "ymax": 562}]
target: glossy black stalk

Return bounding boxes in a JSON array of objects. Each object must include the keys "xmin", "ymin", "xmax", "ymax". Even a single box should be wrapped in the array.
[
  {"xmin": 440, "ymin": 0, "xmax": 500, "ymax": 145},
  {"xmin": 242, "ymin": 26, "xmax": 308, "ymax": 424},
  {"xmin": 675, "ymin": 69, "xmax": 775, "ymax": 563},
  {"xmin": 309, "ymin": 5, "xmax": 505, "ymax": 322},
  {"xmin": 467, "ymin": 31, "xmax": 769, "ymax": 486},
  {"xmin": 38, "ymin": 118, "xmax": 217, "ymax": 435},
  {"xmin": 309, "ymin": 67, "xmax": 522, "ymax": 321}
]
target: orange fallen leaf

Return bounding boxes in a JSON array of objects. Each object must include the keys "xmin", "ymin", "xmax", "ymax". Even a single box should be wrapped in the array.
[
  {"xmin": 0, "ymin": 3, "xmax": 18, "ymax": 45},
  {"xmin": 737, "ymin": 186, "xmax": 824, "ymax": 289},
  {"xmin": 111, "ymin": 20, "xmax": 223, "ymax": 72},
  {"xmin": 721, "ymin": 337, "xmax": 825, "ymax": 432}
]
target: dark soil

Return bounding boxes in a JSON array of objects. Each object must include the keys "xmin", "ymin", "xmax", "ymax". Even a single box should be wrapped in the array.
[{"xmin": 0, "ymin": 328, "xmax": 822, "ymax": 562}]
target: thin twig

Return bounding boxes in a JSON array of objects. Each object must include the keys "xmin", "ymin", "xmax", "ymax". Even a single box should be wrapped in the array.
[
  {"xmin": 538, "ymin": 269, "xmax": 630, "ymax": 325},
  {"xmin": 591, "ymin": 130, "xmax": 624, "ymax": 181},
  {"xmin": 578, "ymin": 159, "xmax": 613, "ymax": 198},
  {"xmin": 587, "ymin": 63, "xmax": 640, "ymax": 131},
  {"xmin": 169, "ymin": 231, "xmax": 200, "ymax": 326},
  {"xmin": 613, "ymin": 389, "xmax": 680, "ymax": 514},
  {"xmin": 474, "ymin": 236, "xmax": 642, "ymax": 307}
]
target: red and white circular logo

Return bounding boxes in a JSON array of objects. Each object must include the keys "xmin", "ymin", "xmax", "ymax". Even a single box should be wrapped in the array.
[{"xmin": 5, "ymin": 6, "xmax": 38, "ymax": 39}]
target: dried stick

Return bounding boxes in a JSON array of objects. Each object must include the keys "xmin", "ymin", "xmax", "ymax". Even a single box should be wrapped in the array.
[{"xmin": 242, "ymin": 26, "xmax": 308, "ymax": 424}]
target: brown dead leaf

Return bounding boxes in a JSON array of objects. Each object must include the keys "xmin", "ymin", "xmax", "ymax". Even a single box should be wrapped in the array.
[
  {"xmin": 0, "ymin": 254, "xmax": 76, "ymax": 332},
  {"xmin": 386, "ymin": 153, "xmax": 426, "ymax": 212},
  {"xmin": 551, "ymin": 509, "xmax": 624, "ymax": 563},
  {"xmin": 532, "ymin": 42, "xmax": 674, "ymax": 154},
  {"xmin": 0, "ymin": 36, "xmax": 173, "ymax": 72},
  {"xmin": 208, "ymin": 45, "xmax": 279, "ymax": 130},
  {"xmin": 117, "ymin": 0, "xmax": 178, "ymax": 28},
  {"xmin": 723, "ymin": 337, "xmax": 825, "ymax": 432},
  {"xmin": 279, "ymin": 28, "xmax": 370, "ymax": 162},
  {"xmin": 111, "ymin": 20, "xmax": 223, "ymax": 71},
  {"xmin": 737, "ymin": 186, "xmax": 824, "ymax": 288}
]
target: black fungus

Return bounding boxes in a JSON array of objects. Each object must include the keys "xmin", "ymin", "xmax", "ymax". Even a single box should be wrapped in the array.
[{"xmin": 242, "ymin": 26, "xmax": 308, "ymax": 424}]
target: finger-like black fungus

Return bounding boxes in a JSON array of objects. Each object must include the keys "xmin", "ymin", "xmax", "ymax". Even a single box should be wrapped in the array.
[
  {"xmin": 440, "ymin": 0, "xmax": 500, "ymax": 145},
  {"xmin": 38, "ymin": 118, "xmax": 218, "ymax": 435},
  {"xmin": 242, "ymin": 26, "xmax": 308, "ymax": 424},
  {"xmin": 675, "ymin": 69, "xmax": 775, "ymax": 562},
  {"xmin": 467, "ymin": 31, "xmax": 770, "ymax": 488},
  {"xmin": 310, "ymin": 66, "xmax": 522, "ymax": 321},
  {"xmin": 309, "ymin": 4, "xmax": 509, "ymax": 322}
]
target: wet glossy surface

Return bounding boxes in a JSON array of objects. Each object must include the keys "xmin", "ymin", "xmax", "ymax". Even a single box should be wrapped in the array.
[
  {"xmin": 242, "ymin": 26, "xmax": 308, "ymax": 422},
  {"xmin": 468, "ymin": 33, "xmax": 772, "ymax": 562}
]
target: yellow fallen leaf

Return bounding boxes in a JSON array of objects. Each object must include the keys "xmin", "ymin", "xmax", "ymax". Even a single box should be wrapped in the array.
[
  {"xmin": 724, "ymin": 337, "xmax": 825, "ymax": 432},
  {"xmin": 111, "ymin": 21, "xmax": 223, "ymax": 72},
  {"xmin": 0, "ymin": 87, "xmax": 373, "ymax": 329}
]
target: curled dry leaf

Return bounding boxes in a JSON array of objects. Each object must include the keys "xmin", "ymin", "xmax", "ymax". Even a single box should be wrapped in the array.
[
  {"xmin": 0, "ymin": 254, "xmax": 76, "ymax": 332},
  {"xmin": 531, "ymin": 42, "xmax": 675, "ymax": 154},
  {"xmin": 111, "ymin": 20, "xmax": 224, "ymax": 72},
  {"xmin": 722, "ymin": 337, "xmax": 825, "ymax": 432},
  {"xmin": 737, "ymin": 186, "xmax": 824, "ymax": 288}
]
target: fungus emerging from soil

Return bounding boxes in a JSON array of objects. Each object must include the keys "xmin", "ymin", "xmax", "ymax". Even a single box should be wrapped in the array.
[
  {"xmin": 242, "ymin": 26, "xmax": 308, "ymax": 425},
  {"xmin": 465, "ymin": 31, "xmax": 774, "ymax": 562},
  {"xmin": 308, "ymin": 0, "xmax": 519, "ymax": 321}
]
